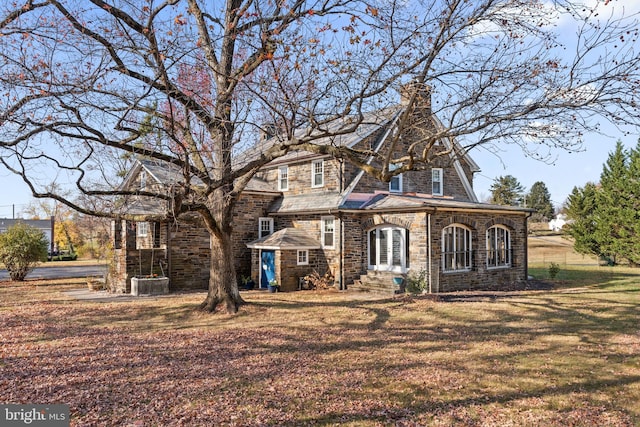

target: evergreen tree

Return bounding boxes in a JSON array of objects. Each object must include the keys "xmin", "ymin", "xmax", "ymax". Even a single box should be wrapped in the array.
[
  {"xmin": 489, "ymin": 175, "xmax": 525, "ymax": 206},
  {"xmin": 594, "ymin": 141, "xmax": 629, "ymax": 264},
  {"xmin": 624, "ymin": 139, "xmax": 640, "ymax": 265},
  {"xmin": 526, "ymin": 181, "xmax": 555, "ymax": 221},
  {"xmin": 565, "ymin": 183, "xmax": 602, "ymax": 258}
]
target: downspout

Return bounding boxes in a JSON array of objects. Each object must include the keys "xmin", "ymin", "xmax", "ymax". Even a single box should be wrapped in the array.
[
  {"xmin": 340, "ymin": 215, "xmax": 345, "ymax": 290},
  {"xmin": 166, "ymin": 222, "xmax": 172, "ymax": 283},
  {"xmin": 339, "ymin": 158, "xmax": 345, "ymax": 291},
  {"xmin": 427, "ymin": 212, "xmax": 432, "ymax": 294},
  {"xmin": 524, "ymin": 210, "xmax": 532, "ymax": 281}
]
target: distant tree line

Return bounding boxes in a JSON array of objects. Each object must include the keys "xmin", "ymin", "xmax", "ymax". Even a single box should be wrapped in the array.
[
  {"xmin": 489, "ymin": 176, "xmax": 554, "ymax": 222},
  {"xmin": 565, "ymin": 140, "xmax": 640, "ymax": 266}
]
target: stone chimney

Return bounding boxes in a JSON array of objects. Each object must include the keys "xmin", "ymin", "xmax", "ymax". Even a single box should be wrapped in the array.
[
  {"xmin": 399, "ymin": 80, "xmax": 432, "ymax": 112},
  {"xmin": 260, "ymin": 123, "xmax": 280, "ymax": 142}
]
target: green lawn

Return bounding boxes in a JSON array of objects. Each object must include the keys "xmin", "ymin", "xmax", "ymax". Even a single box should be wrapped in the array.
[{"xmin": 1, "ymin": 269, "xmax": 639, "ymax": 426}]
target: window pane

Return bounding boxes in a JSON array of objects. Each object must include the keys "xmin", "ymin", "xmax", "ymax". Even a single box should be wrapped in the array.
[
  {"xmin": 259, "ymin": 218, "xmax": 273, "ymax": 238},
  {"xmin": 379, "ymin": 229, "xmax": 388, "ymax": 264},
  {"xmin": 323, "ymin": 218, "xmax": 334, "ymax": 247},
  {"xmin": 443, "ymin": 225, "xmax": 472, "ymax": 271},
  {"xmin": 390, "ymin": 175, "xmax": 401, "ymax": 192},
  {"xmin": 369, "ymin": 229, "xmax": 377, "ymax": 266},
  {"xmin": 392, "ymin": 229, "xmax": 402, "ymax": 266},
  {"xmin": 432, "ymin": 168, "xmax": 442, "ymax": 195},
  {"xmin": 279, "ymin": 166, "xmax": 288, "ymax": 190},
  {"xmin": 313, "ymin": 161, "xmax": 324, "ymax": 186},
  {"xmin": 487, "ymin": 226, "xmax": 510, "ymax": 267}
]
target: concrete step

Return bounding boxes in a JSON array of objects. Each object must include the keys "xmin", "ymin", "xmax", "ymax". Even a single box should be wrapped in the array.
[{"xmin": 348, "ymin": 271, "xmax": 405, "ymax": 296}]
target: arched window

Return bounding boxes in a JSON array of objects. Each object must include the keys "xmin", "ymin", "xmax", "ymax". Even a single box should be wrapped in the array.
[
  {"xmin": 442, "ymin": 224, "xmax": 472, "ymax": 272},
  {"xmin": 487, "ymin": 225, "xmax": 511, "ymax": 268}
]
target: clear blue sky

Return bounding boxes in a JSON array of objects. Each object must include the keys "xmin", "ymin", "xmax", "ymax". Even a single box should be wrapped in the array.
[{"xmin": 471, "ymin": 126, "xmax": 637, "ymax": 209}]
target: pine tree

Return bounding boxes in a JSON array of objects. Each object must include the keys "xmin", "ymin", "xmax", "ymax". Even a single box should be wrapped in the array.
[
  {"xmin": 526, "ymin": 181, "xmax": 554, "ymax": 221},
  {"xmin": 565, "ymin": 183, "xmax": 602, "ymax": 259},
  {"xmin": 489, "ymin": 175, "xmax": 525, "ymax": 206},
  {"xmin": 624, "ymin": 139, "xmax": 640, "ymax": 265},
  {"xmin": 594, "ymin": 141, "xmax": 629, "ymax": 264}
]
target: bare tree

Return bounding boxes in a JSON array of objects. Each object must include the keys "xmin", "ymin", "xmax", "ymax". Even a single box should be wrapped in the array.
[{"xmin": 0, "ymin": 0, "xmax": 638, "ymax": 313}]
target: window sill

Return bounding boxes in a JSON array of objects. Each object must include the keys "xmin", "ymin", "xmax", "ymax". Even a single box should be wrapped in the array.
[{"xmin": 442, "ymin": 268, "xmax": 472, "ymax": 274}]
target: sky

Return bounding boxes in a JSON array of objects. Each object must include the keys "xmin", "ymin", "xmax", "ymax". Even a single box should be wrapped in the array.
[
  {"xmin": 1, "ymin": 121, "xmax": 632, "ymax": 218},
  {"xmin": 0, "ymin": 0, "xmax": 638, "ymax": 218},
  {"xmin": 470, "ymin": 125, "xmax": 637, "ymax": 209}
]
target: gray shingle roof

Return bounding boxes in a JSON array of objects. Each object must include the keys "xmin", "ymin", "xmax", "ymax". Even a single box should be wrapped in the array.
[
  {"xmin": 234, "ymin": 107, "xmax": 401, "ymax": 169},
  {"xmin": 246, "ymin": 228, "xmax": 322, "ymax": 249},
  {"xmin": 341, "ymin": 192, "xmax": 532, "ymax": 213},
  {"xmin": 268, "ymin": 192, "xmax": 344, "ymax": 214}
]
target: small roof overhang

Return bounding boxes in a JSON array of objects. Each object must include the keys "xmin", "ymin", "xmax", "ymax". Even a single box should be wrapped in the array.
[{"xmin": 246, "ymin": 228, "xmax": 322, "ymax": 250}]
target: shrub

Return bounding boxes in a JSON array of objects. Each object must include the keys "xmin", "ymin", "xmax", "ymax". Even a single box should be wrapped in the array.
[
  {"xmin": 548, "ymin": 262, "xmax": 560, "ymax": 279},
  {"xmin": 405, "ymin": 269, "xmax": 428, "ymax": 294},
  {"xmin": 0, "ymin": 222, "xmax": 49, "ymax": 281}
]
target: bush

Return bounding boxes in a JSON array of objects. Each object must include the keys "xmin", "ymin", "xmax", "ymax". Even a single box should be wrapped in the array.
[
  {"xmin": 548, "ymin": 262, "xmax": 560, "ymax": 279},
  {"xmin": 0, "ymin": 222, "xmax": 49, "ymax": 281},
  {"xmin": 405, "ymin": 269, "xmax": 428, "ymax": 294}
]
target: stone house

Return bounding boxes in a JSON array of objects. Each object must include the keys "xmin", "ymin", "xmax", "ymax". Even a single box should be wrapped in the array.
[{"xmin": 110, "ymin": 87, "xmax": 531, "ymax": 295}]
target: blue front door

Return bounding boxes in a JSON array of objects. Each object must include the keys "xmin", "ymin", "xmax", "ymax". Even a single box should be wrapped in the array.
[{"xmin": 260, "ymin": 250, "xmax": 276, "ymax": 289}]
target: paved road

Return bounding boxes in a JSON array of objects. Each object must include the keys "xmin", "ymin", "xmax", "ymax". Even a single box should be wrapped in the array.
[{"xmin": 0, "ymin": 264, "xmax": 107, "ymax": 281}]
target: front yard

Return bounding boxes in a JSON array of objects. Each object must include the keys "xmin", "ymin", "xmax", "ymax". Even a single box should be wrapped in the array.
[{"xmin": 1, "ymin": 270, "xmax": 639, "ymax": 426}]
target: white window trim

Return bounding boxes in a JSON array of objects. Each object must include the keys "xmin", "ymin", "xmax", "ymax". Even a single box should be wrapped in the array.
[
  {"xmin": 442, "ymin": 224, "xmax": 472, "ymax": 272},
  {"xmin": 258, "ymin": 217, "xmax": 274, "ymax": 239},
  {"xmin": 140, "ymin": 170, "xmax": 147, "ymax": 190},
  {"xmin": 321, "ymin": 216, "xmax": 335, "ymax": 249},
  {"xmin": 389, "ymin": 164, "xmax": 402, "ymax": 193},
  {"xmin": 311, "ymin": 159, "xmax": 324, "ymax": 188},
  {"xmin": 278, "ymin": 165, "xmax": 289, "ymax": 191},
  {"xmin": 137, "ymin": 221, "xmax": 149, "ymax": 237},
  {"xmin": 486, "ymin": 225, "xmax": 511, "ymax": 269},
  {"xmin": 432, "ymin": 168, "xmax": 443, "ymax": 196},
  {"xmin": 297, "ymin": 250, "xmax": 309, "ymax": 265}
]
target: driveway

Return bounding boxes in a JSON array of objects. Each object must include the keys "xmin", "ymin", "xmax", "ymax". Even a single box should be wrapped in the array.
[{"xmin": 0, "ymin": 264, "xmax": 107, "ymax": 281}]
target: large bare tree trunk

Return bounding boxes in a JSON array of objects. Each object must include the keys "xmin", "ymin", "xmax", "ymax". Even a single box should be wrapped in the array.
[
  {"xmin": 199, "ymin": 188, "xmax": 244, "ymax": 313},
  {"xmin": 199, "ymin": 229, "xmax": 244, "ymax": 313}
]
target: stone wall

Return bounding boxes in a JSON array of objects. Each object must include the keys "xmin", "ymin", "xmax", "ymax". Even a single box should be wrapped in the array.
[
  {"xmin": 232, "ymin": 192, "xmax": 281, "ymax": 280},
  {"xmin": 276, "ymin": 215, "xmax": 334, "ymax": 278},
  {"xmin": 110, "ymin": 220, "xmax": 169, "ymax": 293},
  {"xmin": 429, "ymin": 212, "xmax": 528, "ymax": 292},
  {"xmin": 167, "ymin": 214, "xmax": 210, "ymax": 291},
  {"xmin": 340, "ymin": 209, "xmax": 528, "ymax": 293}
]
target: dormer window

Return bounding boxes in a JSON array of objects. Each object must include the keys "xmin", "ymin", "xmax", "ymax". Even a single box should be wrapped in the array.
[
  {"xmin": 389, "ymin": 164, "xmax": 402, "ymax": 193},
  {"xmin": 140, "ymin": 170, "xmax": 147, "ymax": 190},
  {"xmin": 432, "ymin": 168, "xmax": 443, "ymax": 196}
]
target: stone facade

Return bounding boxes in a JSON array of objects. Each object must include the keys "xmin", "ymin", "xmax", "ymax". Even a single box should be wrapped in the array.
[{"xmin": 112, "ymin": 86, "xmax": 529, "ymax": 295}]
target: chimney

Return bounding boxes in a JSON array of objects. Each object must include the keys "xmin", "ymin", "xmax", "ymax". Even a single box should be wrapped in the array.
[
  {"xmin": 400, "ymin": 80, "xmax": 432, "ymax": 112},
  {"xmin": 260, "ymin": 123, "xmax": 280, "ymax": 142}
]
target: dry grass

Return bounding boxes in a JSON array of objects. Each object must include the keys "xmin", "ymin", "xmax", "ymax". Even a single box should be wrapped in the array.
[
  {"xmin": 1, "ymin": 236, "xmax": 639, "ymax": 425},
  {"xmin": 2, "ymin": 284, "xmax": 640, "ymax": 425},
  {"xmin": 528, "ymin": 234, "xmax": 599, "ymax": 267}
]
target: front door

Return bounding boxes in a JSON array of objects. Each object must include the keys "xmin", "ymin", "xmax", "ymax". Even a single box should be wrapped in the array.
[
  {"xmin": 260, "ymin": 250, "xmax": 276, "ymax": 289},
  {"xmin": 368, "ymin": 227, "xmax": 407, "ymax": 273}
]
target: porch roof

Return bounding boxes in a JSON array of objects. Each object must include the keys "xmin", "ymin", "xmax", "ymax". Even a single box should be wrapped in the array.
[
  {"xmin": 343, "ymin": 192, "xmax": 532, "ymax": 213},
  {"xmin": 246, "ymin": 228, "xmax": 322, "ymax": 250},
  {"xmin": 268, "ymin": 191, "xmax": 344, "ymax": 214}
]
